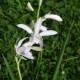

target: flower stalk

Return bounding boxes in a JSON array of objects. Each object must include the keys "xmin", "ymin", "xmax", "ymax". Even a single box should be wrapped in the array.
[
  {"xmin": 37, "ymin": 0, "xmax": 43, "ymax": 20},
  {"xmin": 15, "ymin": 56, "xmax": 22, "ymax": 80},
  {"xmin": 14, "ymin": 0, "xmax": 63, "ymax": 80}
]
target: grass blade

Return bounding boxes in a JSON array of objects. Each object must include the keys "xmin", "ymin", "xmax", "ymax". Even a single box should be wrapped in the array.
[
  {"xmin": 3, "ymin": 55, "xmax": 15, "ymax": 80},
  {"xmin": 52, "ymin": 20, "xmax": 74, "ymax": 80}
]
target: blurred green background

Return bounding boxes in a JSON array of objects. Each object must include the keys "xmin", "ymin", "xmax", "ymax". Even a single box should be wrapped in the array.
[{"xmin": 0, "ymin": 0, "xmax": 80, "ymax": 80}]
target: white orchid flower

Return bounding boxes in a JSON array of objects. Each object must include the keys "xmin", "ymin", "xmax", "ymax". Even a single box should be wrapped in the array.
[
  {"xmin": 30, "ymin": 18, "xmax": 57, "ymax": 47},
  {"xmin": 27, "ymin": 2, "xmax": 34, "ymax": 11},
  {"xmin": 15, "ymin": 37, "xmax": 42, "ymax": 60},
  {"xmin": 44, "ymin": 13, "xmax": 63, "ymax": 21},
  {"xmin": 17, "ymin": 17, "xmax": 58, "ymax": 47},
  {"xmin": 17, "ymin": 18, "xmax": 43, "ymax": 47},
  {"xmin": 14, "ymin": 37, "xmax": 34, "ymax": 60},
  {"xmin": 29, "ymin": 18, "xmax": 43, "ymax": 47}
]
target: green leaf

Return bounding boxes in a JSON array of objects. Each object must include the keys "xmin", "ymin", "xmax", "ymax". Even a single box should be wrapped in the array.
[
  {"xmin": 52, "ymin": 19, "xmax": 74, "ymax": 80},
  {"xmin": 3, "ymin": 55, "xmax": 15, "ymax": 80}
]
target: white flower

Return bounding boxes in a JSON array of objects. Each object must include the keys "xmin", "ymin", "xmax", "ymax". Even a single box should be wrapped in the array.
[
  {"xmin": 17, "ymin": 17, "xmax": 58, "ymax": 47},
  {"xmin": 15, "ymin": 37, "xmax": 42, "ymax": 60},
  {"xmin": 30, "ymin": 18, "xmax": 57, "ymax": 47},
  {"xmin": 14, "ymin": 37, "xmax": 34, "ymax": 60},
  {"xmin": 17, "ymin": 18, "xmax": 43, "ymax": 47},
  {"xmin": 29, "ymin": 18, "xmax": 43, "ymax": 47},
  {"xmin": 27, "ymin": 2, "xmax": 34, "ymax": 11},
  {"xmin": 44, "ymin": 13, "xmax": 63, "ymax": 21}
]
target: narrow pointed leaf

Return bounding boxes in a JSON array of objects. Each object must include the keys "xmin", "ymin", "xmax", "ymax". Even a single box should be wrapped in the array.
[
  {"xmin": 3, "ymin": 55, "xmax": 15, "ymax": 80},
  {"xmin": 52, "ymin": 20, "xmax": 74, "ymax": 80}
]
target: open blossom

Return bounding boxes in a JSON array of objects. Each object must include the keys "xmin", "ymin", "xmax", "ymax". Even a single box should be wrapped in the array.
[
  {"xmin": 30, "ymin": 18, "xmax": 57, "ymax": 47},
  {"xmin": 15, "ymin": 1, "xmax": 63, "ymax": 60},
  {"xmin": 14, "ymin": 37, "xmax": 34, "ymax": 60},
  {"xmin": 14, "ymin": 37, "xmax": 42, "ymax": 60},
  {"xmin": 17, "ymin": 17, "xmax": 57, "ymax": 47},
  {"xmin": 27, "ymin": 2, "xmax": 34, "ymax": 11},
  {"xmin": 16, "ymin": 13, "xmax": 62, "ymax": 60}
]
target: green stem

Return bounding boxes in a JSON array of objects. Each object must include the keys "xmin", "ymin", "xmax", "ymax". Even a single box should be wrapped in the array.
[
  {"xmin": 64, "ymin": 56, "xmax": 78, "ymax": 61},
  {"xmin": 40, "ymin": 51, "xmax": 42, "ymax": 61},
  {"xmin": 37, "ymin": 5, "xmax": 41, "ymax": 20},
  {"xmin": 36, "ymin": 0, "xmax": 42, "ymax": 20},
  {"xmin": 35, "ymin": 51, "xmax": 42, "ymax": 79},
  {"xmin": 52, "ymin": 20, "xmax": 74, "ymax": 80},
  {"xmin": 18, "ymin": 58, "xmax": 22, "ymax": 80},
  {"xmin": 15, "ymin": 57, "xmax": 22, "ymax": 80}
]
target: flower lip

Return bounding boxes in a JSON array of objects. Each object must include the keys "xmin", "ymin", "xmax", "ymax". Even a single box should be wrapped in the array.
[{"xmin": 23, "ymin": 49, "xmax": 34, "ymax": 59}]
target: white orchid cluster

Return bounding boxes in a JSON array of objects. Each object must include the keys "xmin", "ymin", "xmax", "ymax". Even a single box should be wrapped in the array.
[{"xmin": 15, "ymin": 1, "xmax": 62, "ymax": 60}]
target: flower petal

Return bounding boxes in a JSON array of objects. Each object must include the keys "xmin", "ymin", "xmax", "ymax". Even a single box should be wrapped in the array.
[
  {"xmin": 31, "ymin": 34, "xmax": 43, "ymax": 47},
  {"xmin": 14, "ymin": 45, "xmax": 20, "ymax": 54},
  {"xmin": 23, "ymin": 41, "xmax": 34, "ymax": 47},
  {"xmin": 24, "ymin": 51, "xmax": 34, "ymax": 59},
  {"xmin": 17, "ymin": 46, "xmax": 25, "ymax": 55},
  {"xmin": 40, "ymin": 30, "xmax": 57, "ymax": 36},
  {"xmin": 14, "ymin": 38, "xmax": 27, "ymax": 54},
  {"xmin": 27, "ymin": 2, "xmax": 34, "ymax": 11},
  {"xmin": 44, "ymin": 14, "xmax": 62, "ymax": 21},
  {"xmin": 17, "ymin": 24, "xmax": 33, "ymax": 34},
  {"xmin": 31, "ymin": 46, "xmax": 43, "ymax": 51},
  {"xmin": 34, "ymin": 18, "xmax": 42, "ymax": 34},
  {"xmin": 17, "ymin": 37, "xmax": 28, "ymax": 48},
  {"xmin": 41, "ymin": 25, "xmax": 47, "ymax": 31}
]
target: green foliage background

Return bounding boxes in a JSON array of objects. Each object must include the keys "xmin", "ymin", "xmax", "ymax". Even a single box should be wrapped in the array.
[{"xmin": 0, "ymin": 0, "xmax": 80, "ymax": 80}]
